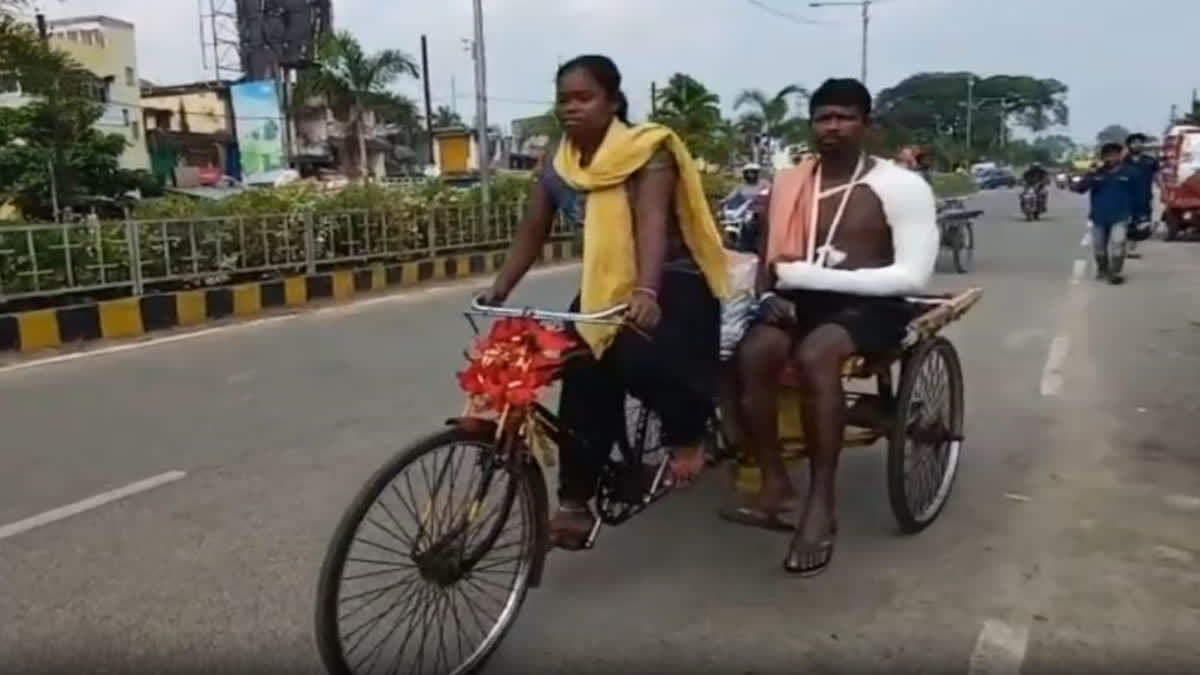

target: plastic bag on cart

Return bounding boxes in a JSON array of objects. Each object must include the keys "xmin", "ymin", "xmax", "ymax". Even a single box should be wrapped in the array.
[{"xmin": 720, "ymin": 250, "xmax": 759, "ymax": 360}]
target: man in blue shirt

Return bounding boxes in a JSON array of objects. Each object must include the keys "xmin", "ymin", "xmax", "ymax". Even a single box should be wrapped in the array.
[
  {"xmin": 1074, "ymin": 142, "xmax": 1139, "ymax": 284},
  {"xmin": 1124, "ymin": 133, "xmax": 1160, "ymax": 257}
]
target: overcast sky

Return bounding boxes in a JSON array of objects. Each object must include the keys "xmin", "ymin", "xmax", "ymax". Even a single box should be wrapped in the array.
[{"xmin": 41, "ymin": 0, "xmax": 1200, "ymax": 144}]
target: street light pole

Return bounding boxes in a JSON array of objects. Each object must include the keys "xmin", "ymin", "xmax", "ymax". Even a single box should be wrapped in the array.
[
  {"xmin": 965, "ymin": 75, "xmax": 975, "ymax": 160},
  {"xmin": 470, "ymin": 0, "xmax": 491, "ymax": 215},
  {"xmin": 810, "ymin": 0, "xmax": 871, "ymax": 86}
]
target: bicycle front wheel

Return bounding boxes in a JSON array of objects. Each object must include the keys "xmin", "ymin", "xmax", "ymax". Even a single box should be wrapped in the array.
[{"xmin": 315, "ymin": 427, "xmax": 548, "ymax": 675}]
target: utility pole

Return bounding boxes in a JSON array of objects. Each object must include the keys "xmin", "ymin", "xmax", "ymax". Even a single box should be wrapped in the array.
[
  {"xmin": 471, "ymin": 0, "xmax": 491, "ymax": 213},
  {"xmin": 420, "ymin": 35, "xmax": 436, "ymax": 164},
  {"xmin": 965, "ymin": 75, "xmax": 975, "ymax": 159},
  {"xmin": 34, "ymin": 11, "xmax": 61, "ymax": 223},
  {"xmin": 650, "ymin": 81, "xmax": 657, "ymax": 116},
  {"xmin": 810, "ymin": 0, "xmax": 871, "ymax": 85}
]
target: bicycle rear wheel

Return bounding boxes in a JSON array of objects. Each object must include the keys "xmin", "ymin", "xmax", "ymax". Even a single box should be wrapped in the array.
[
  {"xmin": 950, "ymin": 222, "xmax": 973, "ymax": 274},
  {"xmin": 315, "ymin": 427, "xmax": 548, "ymax": 675}
]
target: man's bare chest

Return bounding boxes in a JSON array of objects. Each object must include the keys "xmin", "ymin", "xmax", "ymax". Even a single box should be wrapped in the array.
[{"xmin": 812, "ymin": 184, "xmax": 889, "ymax": 244}]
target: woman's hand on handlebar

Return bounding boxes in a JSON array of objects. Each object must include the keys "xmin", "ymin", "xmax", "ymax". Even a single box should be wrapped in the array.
[
  {"xmin": 627, "ymin": 288, "xmax": 661, "ymax": 332},
  {"xmin": 476, "ymin": 285, "xmax": 508, "ymax": 307}
]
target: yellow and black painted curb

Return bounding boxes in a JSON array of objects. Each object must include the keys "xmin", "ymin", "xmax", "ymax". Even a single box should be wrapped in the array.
[{"xmin": 0, "ymin": 240, "xmax": 580, "ymax": 354}]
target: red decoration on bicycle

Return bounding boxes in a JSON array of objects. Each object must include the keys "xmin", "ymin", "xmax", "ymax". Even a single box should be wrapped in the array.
[{"xmin": 457, "ymin": 317, "xmax": 578, "ymax": 412}]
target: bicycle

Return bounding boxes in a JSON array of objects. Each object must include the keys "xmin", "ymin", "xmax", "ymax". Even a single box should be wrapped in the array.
[
  {"xmin": 314, "ymin": 301, "xmax": 692, "ymax": 675},
  {"xmin": 937, "ymin": 198, "xmax": 982, "ymax": 274}
]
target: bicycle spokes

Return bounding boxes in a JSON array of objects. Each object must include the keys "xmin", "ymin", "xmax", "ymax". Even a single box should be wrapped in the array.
[{"xmin": 334, "ymin": 440, "xmax": 530, "ymax": 675}]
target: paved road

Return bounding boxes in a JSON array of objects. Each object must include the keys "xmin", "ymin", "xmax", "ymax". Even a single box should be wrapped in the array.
[{"xmin": 1, "ymin": 188, "xmax": 1199, "ymax": 674}]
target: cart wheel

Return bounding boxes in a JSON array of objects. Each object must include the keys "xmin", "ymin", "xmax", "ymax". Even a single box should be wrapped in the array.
[
  {"xmin": 886, "ymin": 337, "xmax": 964, "ymax": 533},
  {"xmin": 315, "ymin": 427, "xmax": 548, "ymax": 675}
]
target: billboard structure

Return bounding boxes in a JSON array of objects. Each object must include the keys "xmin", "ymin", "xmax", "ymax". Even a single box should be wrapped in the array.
[
  {"xmin": 230, "ymin": 80, "xmax": 286, "ymax": 181},
  {"xmin": 236, "ymin": 0, "xmax": 333, "ymax": 79}
]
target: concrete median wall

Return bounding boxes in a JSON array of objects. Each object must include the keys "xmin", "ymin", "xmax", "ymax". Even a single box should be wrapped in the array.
[{"xmin": 0, "ymin": 240, "xmax": 581, "ymax": 354}]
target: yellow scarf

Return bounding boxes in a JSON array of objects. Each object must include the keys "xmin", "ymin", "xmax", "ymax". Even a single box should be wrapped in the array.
[{"xmin": 553, "ymin": 120, "xmax": 729, "ymax": 356}]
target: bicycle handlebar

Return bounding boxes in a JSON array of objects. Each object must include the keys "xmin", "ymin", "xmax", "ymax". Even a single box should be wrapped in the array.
[{"xmin": 468, "ymin": 298, "xmax": 629, "ymax": 324}]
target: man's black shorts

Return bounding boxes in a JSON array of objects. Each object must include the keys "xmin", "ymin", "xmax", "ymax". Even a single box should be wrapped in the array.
[{"xmin": 772, "ymin": 290, "xmax": 919, "ymax": 356}]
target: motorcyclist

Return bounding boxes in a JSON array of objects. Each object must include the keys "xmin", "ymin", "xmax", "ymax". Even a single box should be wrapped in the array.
[
  {"xmin": 1021, "ymin": 162, "xmax": 1050, "ymax": 212},
  {"xmin": 721, "ymin": 163, "xmax": 769, "ymax": 252},
  {"xmin": 723, "ymin": 163, "xmax": 770, "ymax": 206}
]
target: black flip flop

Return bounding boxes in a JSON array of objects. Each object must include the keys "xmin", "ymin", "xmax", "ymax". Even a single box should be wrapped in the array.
[
  {"xmin": 783, "ymin": 531, "xmax": 836, "ymax": 577},
  {"xmin": 718, "ymin": 502, "xmax": 798, "ymax": 532}
]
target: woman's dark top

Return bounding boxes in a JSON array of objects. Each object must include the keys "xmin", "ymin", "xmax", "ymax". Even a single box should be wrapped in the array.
[{"xmin": 538, "ymin": 141, "xmax": 698, "ymax": 272}]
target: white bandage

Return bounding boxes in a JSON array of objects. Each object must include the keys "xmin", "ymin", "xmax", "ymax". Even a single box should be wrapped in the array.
[{"xmin": 774, "ymin": 160, "xmax": 938, "ymax": 296}]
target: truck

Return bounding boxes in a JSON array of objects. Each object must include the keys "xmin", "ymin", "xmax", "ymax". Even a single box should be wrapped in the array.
[{"xmin": 1160, "ymin": 124, "xmax": 1200, "ymax": 240}]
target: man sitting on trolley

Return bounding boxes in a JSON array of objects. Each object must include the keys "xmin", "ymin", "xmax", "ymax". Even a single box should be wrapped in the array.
[{"xmin": 724, "ymin": 79, "xmax": 939, "ymax": 576}]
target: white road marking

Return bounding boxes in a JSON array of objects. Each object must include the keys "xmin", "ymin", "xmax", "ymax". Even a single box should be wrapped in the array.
[
  {"xmin": 1164, "ymin": 494, "xmax": 1200, "ymax": 512},
  {"xmin": 1039, "ymin": 336, "xmax": 1071, "ymax": 396},
  {"xmin": 0, "ymin": 470, "xmax": 187, "ymax": 541},
  {"xmin": 967, "ymin": 619, "xmax": 1030, "ymax": 675},
  {"xmin": 0, "ymin": 264, "xmax": 578, "ymax": 377},
  {"xmin": 1151, "ymin": 545, "xmax": 1196, "ymax": 565},
  {"xmin": 1071, "ymin": 259, "xmax": 1086, "ymax": 284}
]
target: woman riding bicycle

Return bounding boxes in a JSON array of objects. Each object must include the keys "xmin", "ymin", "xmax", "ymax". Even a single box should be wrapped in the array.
[{"xmin": 479, "ymin": 55, "xmax": 728, "ymax": 550}]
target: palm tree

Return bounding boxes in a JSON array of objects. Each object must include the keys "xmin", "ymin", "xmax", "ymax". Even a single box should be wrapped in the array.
[
  {"xmin": 0, "ymin": 1, "xmax": 32, "ymax": 16},
  {"xmin": 652, "ymin": 73, "xmax": 723, "ymax": 160},
  {"xmin": 432, "ymin": 105, "xmax": 464, "ymax": 128},
  {"xmin": 734, "ymin": 84, "xmax": 809, "ymax": 154},
  {"xmin": 293, "ymin": 31, "xmax": 418, "ymax": 178}
]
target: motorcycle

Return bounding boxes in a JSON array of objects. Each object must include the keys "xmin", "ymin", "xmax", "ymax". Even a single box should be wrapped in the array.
[
  {"xmin": 1020, "ymin": 185, "xmax": 1046, "ymax": 221},
  {"xmin": 720, "ymin": 189, "xmax": 767, "ymax": 252}
]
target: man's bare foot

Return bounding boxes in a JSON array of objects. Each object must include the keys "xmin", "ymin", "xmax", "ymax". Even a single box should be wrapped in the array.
[
  {"xmin": 667, "ymin": 445, "xmax": 705, "ymax": 487},
  {"xmin": 783, "ymin": 498, "xmax": 838, "ymax": 576},
  {"xmin": 548, "ymin": 502, "xmax": 595, "ymax": 551}
]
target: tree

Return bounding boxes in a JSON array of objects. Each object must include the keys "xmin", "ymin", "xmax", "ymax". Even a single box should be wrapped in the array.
[
  {"xmin": 733, "ymin": 84, "xmax": 809, "ymax": 148},
  {"xmin": 514, "ymin": 107, "xmax": 559, "ymax": 149},
  {"xmin": 0, "ymin": 99, "xmax": 128, "ymax": 220},
  {"xmin": 874, "ymin": 72, "xmax": 1069, "ymax": 162},
  {"xmin": 432, "ymin": 105, "xmax": 464, "ymax": 128},
  {"xmin": 1, "ymin": 15, "xmax": 91, "ymax": 96},
  {"xmin": 1096, "ymin": 124, "xmax": 1131, "ymax": 145},
  {"xmin": 293, "ymin": 31, "xmax": 419, "ymax": 178},
  {"xmin": 1181, "ymin": 100, "xmax": 1200, "ymax": 125},
  {"xmin": 0, "ymin": 17, "xmax": 133, "ymax": 221},
  {"xmin": 0, "ymin": 1, "xmax": 32, "ymax": 16},
  {"xmin": 651, "ymin": 73, "xmax": 724, "ymax": 161}
]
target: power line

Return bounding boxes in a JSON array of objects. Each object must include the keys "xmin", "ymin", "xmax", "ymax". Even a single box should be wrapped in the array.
[{"xmin": 742, "ymin": 0, "xmax": 839, "ymax": 25}]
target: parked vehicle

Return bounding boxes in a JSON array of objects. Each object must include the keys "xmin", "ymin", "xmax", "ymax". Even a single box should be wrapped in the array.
[
  {"xmin": 1160, "ymin": 124, "xmax": 1200, "ymax": 240},
  {"xmin": 977, "ymin": 167, "xmax": 1017, "ymax": 190}
]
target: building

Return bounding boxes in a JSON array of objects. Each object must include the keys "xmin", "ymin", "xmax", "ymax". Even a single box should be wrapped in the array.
[
  {"xmin": 0, "ymin": 16, "xmax": 148, "ymax": 171},
  {"xmin": 293, "ymin": 99, "xmax": 391, "ymax": 178},
  {"xmin": 141, "ymin": 81, "xmax": 238, "ymax": 187},
  {"xmin": 45, "ymin": 16, "xmax": 149, "ymax": 171}
]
